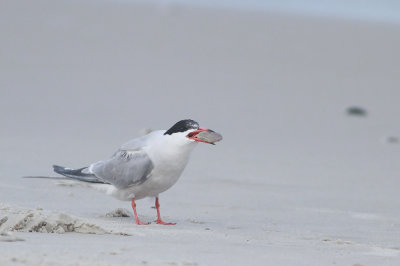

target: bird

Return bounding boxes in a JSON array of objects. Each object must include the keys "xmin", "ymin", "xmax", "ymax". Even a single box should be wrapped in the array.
[{"xmin": 52, "ymin": 119, "xmax": 222, "ymax": 225}]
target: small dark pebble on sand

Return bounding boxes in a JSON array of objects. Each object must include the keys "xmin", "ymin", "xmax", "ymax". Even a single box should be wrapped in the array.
[{"xmin": 346, "ymin": 107, "xmax": 367, "ymax": 117}]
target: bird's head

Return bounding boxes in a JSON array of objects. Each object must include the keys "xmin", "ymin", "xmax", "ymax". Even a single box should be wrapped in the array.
[{"xmin": 164, "ymin": 119, "xmax": 223, "ymax": 145}]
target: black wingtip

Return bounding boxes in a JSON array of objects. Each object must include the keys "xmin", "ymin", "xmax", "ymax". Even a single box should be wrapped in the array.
[{"xmin": 53, "ymin": 165, "xmax": 65, "ymax": 174}]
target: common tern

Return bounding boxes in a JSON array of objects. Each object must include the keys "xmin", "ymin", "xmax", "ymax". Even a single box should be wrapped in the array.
[{"xmin": 53, "ymin": 119, "xmax": 222, "ymax": 225}]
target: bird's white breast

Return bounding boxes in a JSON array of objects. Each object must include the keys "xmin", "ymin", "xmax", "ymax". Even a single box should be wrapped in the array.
[{"xmin": 109, "ymin": 132, "xmax": 197, "ymax": 200}]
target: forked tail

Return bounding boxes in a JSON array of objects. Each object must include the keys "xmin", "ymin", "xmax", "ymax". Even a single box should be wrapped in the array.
[{"xmin": 52, "ymin": 165, "xmax": 108, "ymax": 184}]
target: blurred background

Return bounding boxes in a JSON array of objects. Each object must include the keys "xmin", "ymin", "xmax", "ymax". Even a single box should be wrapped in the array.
[{"xmin": 1, "ymin": 0, "xmax": 400, "ymax": 265}]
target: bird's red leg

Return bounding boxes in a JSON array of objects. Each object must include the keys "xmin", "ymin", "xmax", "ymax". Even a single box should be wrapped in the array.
[
  {"xmin": 155, "ymin": 197, "xmax": 176, "ymax": 225},
  {"xmin": 131, "ymin": 198, "xmax": 149, "ymax": 225}
]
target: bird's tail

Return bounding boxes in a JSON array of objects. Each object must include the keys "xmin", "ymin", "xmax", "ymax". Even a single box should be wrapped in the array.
[{"xmin": 52, "ymin": 165, "xmax": 108, "ymax": 184}]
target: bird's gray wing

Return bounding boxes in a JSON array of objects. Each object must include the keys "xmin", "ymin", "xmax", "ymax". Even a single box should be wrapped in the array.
[{"xmin": 90, "ymin": 149, "xmax": 154, "ymax": 189}]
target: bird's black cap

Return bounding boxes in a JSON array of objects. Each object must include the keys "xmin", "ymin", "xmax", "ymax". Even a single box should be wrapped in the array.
[{"xmin": 164, "ymin": 119, "xmax": 200, "ymax": 135}]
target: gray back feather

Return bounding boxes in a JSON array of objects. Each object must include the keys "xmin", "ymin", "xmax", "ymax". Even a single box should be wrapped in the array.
[{"xmin": 90, "ymin": 149, "xmax": 154, "ymax": 189}]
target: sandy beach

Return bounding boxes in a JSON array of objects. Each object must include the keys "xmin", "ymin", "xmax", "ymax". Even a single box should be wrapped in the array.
[{"xmin": 1, "ymin": 0, "xmax": 400, "ymax": 265}]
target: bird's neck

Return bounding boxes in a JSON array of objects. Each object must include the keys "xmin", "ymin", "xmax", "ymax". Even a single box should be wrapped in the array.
[{"xmin": 148, "ymin": 139, "xmax": 197, "ymax": 168}]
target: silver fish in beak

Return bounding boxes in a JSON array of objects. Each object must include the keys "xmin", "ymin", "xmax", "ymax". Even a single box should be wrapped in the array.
[{"xmin": 187, "ymin": 128, "xmax": 223, "ymax": 145}]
